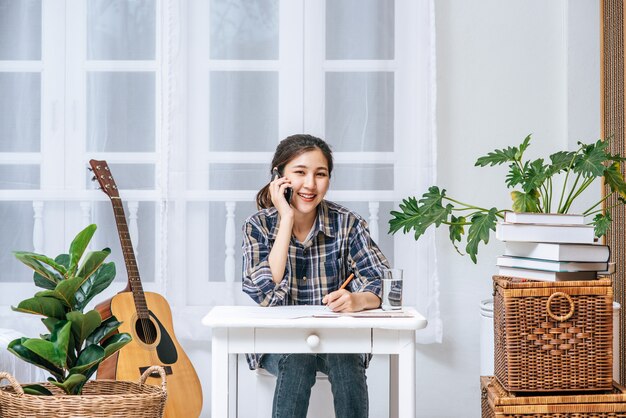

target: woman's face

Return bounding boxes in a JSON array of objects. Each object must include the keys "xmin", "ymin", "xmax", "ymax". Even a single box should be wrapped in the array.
[{"xmin": 283, "ymin": 149, "xmax": 330, "ymax": 216}]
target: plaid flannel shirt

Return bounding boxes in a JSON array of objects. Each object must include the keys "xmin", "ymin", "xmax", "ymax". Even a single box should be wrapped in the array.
[{"xmin": 241, "ymin": 200, "xmax": 389, "ymax": 369}]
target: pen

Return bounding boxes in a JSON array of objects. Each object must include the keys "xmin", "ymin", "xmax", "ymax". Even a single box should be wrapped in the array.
[{"xmin": 339, "ymin": 273, "xmax": 355, "ymax": 290}]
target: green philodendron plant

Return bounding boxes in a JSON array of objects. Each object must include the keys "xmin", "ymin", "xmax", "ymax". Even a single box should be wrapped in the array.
[
  {"xmin": 389, "ymin": 135, "xmax": 626, "ymax": 263},
  {"xmin": 7, "ymin": 224, "xmax": 131, "ymax": 396}
]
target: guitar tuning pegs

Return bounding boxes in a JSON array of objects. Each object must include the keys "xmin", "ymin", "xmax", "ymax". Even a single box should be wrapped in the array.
[
  {"xmin": 87, "ymin": 167, "xmax": 93, "ymax": 172},
  {"xmin": 91, "ymin": 175, "xmax": 97, "ymax": 182}
]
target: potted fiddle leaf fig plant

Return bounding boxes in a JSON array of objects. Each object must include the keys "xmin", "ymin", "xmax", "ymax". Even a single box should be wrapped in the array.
[
  {"xmin": 389, "ymin": 135, "xmax": 626, "ymax": 263},
  {"xmin": 7, "ymin": 224, "xmax": 132, "ymax": 396}
]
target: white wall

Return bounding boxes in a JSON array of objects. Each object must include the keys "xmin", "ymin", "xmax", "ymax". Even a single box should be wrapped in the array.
[{"xmin": 423, "ymin": 1, "xmax": 599, "ymax": 417}]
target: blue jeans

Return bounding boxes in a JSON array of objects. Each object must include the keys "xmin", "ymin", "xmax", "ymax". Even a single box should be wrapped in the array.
[{"xmin": 260, "ymin": 353, "xmax": 369, "ymax": 418}]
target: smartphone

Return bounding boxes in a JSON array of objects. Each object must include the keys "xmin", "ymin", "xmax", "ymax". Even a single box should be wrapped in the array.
[{"xmin": 272, "ymin": 168, "xmax": 293, "ymax": 204}]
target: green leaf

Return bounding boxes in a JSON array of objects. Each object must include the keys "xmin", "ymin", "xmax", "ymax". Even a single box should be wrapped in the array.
[
  {"xmin": 465, "ymin": 209, "xmax": 498, "ymax": 263},
  {"xmin": 593, "ymin": 210, "xmax": 612, "ymax": 238},
  {"xmin": 75, "ymin": 248, "xmax": 111, "ymax": 282},
  {"xmin": 574, "ymin": 140, "xmax": 608, "ymax": 178},
  {"xmin": 33, "ymin": 272, "xmax": 58, "ymax": 290},
  {"xmin": 522, "ymin": 159, "xmax": 547, "ymax": 193},
  {"xmin": 603, "ymin": 162, "xmax": 626, "ymax": 199},
  {"xmin": 13, "ymin": 252, "xmax": 61, "ymax": 289},
  {"xmin": 13, "ymin": 252, "xmax": 67, "ymax": 276},
  {"xmin": 475, "ymin": 146, "xmax": 519, "ymax": 167},
  {"xmin": 41, "ymin": 317, "xmax": 61, "ymax": 333},
  {"xmin": 448, "ymin": 215, "xmax": 466, "ymax": 256},
  {"xmin": 515, "ymin": 134, "xmax": 532, "ymax": 160},
  {"xmin": 22, "ymin": 321, "xmax": 71, "ymax": 369},
  {"xmin": 74, "ymin": 262, "xmax": 116, "ymax": 311},
  {"xmin": 49, "ymin": 373, "xmax": 87, "ymax": 395},
  {"xmin": 55, "ymin": 254, "xmax": 70, "ymax": 270},
  {"xmin": 389, "ymin": 196, "xmax": 420, "ymax": 235},
  {"xmin": 66, "ymin": 310, "xmax": 102, "ymax": 349},
  {"xmin": 511, "ymin": 190, "xmax": 540, "ymax": 212},
  {"xmin": 86, "ymin": 316, "xmax": 123, "ymax": 346},
  {"xmin": 547, "ymin": 151, "xmax": 577, "ymax": 175},
  {"xmin": 12, "ymin": 296, "xmax": 66, "ymax": 319},
  {"xmin": 68, "ymin": 224, "xmax": 97, "ymax": 275},
  {"xmin": 32, "ymin": 255, "xmax": 70, "ymax": 290},
  {"xmin": 68, "ymin": 344, "xmax": 105, "ymax": 375},
  {"xmin": 101, "ymin": 332, "xmax": 132, "ymax": 359},
  {"xmin": 22, "ymin": 384, "xmax": 53, "ymax": 396},
  {"xmin": 81, "ymin": 364, "xmax": 100, "ymax": 382},
  {"xmin": 55, "ymin": 276, "xmax": 86, "ymax": 306},
  {"xmin": 505, "ymin": 164, "xmax": 524, "ymax": 189},
  {"xmin": 7, "ymin": 338, "xmax": 64, "ymax": 380}
]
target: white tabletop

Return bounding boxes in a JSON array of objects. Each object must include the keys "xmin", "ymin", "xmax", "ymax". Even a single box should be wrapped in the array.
[{"xmin": 202, "ymin": 305, "xmax": 427, "ymax": 330}]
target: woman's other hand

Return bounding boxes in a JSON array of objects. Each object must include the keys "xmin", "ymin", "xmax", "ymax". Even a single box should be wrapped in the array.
[{"xmin": 323, "ymin": 289, "xmax": 382, "ymax": 312}]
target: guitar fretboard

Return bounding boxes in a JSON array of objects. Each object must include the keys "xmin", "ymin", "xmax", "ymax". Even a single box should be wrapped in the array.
[{"xmin": 111, "ymin": 198, "xmax": 149, "ymax": 318}]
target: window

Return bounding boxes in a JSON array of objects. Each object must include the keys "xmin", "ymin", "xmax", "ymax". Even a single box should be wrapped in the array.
[{"xmin": 0, "ymin": 0, "xmax": 438, "ymax": 344}]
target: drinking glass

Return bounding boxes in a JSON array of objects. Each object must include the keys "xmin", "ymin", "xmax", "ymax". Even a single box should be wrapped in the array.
[{"xmin": 381, "ymin": 268, "xmax": 403, "ymax": 310}]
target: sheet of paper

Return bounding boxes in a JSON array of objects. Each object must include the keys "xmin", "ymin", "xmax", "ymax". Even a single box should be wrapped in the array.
[{"xmin": 311, "ymin": 308, "xmax": 412, "ymax": 318}]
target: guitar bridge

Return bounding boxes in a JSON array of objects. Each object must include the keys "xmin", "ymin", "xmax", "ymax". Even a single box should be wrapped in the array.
[{"xmin": 139, "ymin": 366, "xmax": 173, "ymax": 377}]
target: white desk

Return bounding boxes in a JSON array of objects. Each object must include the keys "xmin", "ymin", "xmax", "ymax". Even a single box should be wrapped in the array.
[{"xmin": 202, "ymin": 306, "xmax": 427, "ymax": 418}]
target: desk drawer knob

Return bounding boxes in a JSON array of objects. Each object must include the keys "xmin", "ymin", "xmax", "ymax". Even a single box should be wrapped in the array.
[{"xmin": 306, "ymin": 334, "xmax": 320, "ymax": 348}]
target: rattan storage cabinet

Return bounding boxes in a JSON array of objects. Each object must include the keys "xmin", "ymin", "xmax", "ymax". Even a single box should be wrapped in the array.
[
  {"xmin": 481, "ymin": 376, "xmax": 626, "ymax": 417},
  {"xmin": 493, "ymin": 276, "xmax": 613, "ymax": 392}
]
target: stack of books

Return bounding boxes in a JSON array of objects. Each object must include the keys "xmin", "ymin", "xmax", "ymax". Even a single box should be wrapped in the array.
[{"xmin": 495, "ymin": 212, "xmax": 612, "ymax": 281}]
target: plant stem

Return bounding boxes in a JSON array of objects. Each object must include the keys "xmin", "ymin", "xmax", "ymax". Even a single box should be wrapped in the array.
[
  {"xmin": 585, "ymin": 199, "xmax": 621, "ymax": 216},
  {"xmin": 540, "ymin": 183, "xmax": 550, "ymax": 212},
  {"xmin": 563, "ymin": 176, "xmax": 595, "ymax": 213},
  {"xmin": 443, "ymin": 196, "xmax": 492, "ymax": 213},
  {"xmin": 547, "ymin": 178, "xmax": 553, "ymax": 212},
  {"xmin": 559, "ymin": 172, "xmax": 582, "ymax": 213},
  {"xmin": 557, "ymin": 147, "xmax": 583, "ymax": 211},
  {"xmin": 583, "ymin": 191, "xmax": 613, "ymax": 215},
  {"xmin": 442, "ymin": 220, "xmax": 472, "ymax": 226}
]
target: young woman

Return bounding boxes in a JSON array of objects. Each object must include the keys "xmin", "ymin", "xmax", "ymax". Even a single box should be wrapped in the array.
[{"xmin": 242, "ymin": 134, "xmax": 390, "ymax": 418}]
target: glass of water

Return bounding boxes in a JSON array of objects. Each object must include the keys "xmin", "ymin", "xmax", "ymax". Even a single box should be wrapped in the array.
[{"xmin": 381, "ymin": 268, "xmax": 403, "ymax": 310}]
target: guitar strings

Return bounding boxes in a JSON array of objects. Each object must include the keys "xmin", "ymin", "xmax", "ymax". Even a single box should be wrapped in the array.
[{"xmin": 115, "ymin": 201, "xmax": 156, "ymax": 345}]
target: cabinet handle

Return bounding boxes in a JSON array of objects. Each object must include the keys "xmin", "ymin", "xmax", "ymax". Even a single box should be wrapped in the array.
[{"xmin": 306, "ymin": 334, "xmax": 320, "ymax": 348}]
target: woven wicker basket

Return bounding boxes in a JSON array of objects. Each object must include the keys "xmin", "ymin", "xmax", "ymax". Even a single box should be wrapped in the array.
[
  {"xmin": 0, "ymin": 365, "xmax": 167, "ymax": 418},
  {"xmin": 481, "ymin": 376, "xmax": 626, "ymax": 417},
  {"xmin": 493, "ymin": 275, "xmax": 613, "ymax": 392}
]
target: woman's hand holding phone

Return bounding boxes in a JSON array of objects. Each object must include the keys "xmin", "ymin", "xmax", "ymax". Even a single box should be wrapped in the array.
[{"xmin": 270, "ymin": 168, "xmax": 294, "ymax": 217}]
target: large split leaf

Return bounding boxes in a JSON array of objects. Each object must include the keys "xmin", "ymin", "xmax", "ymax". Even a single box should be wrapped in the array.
[{"xmin": 465, "ymin": 209, "xmax": 498, "ymax": 263}]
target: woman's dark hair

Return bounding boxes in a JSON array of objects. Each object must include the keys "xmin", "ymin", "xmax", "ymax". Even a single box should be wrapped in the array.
[{"xmin": 256, "ymin": 134, "xmax": 333, "ymax": 209}]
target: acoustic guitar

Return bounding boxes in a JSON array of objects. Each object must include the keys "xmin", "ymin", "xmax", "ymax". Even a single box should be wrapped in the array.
[{"xmin": 90, "ymin": 159, "xmax": 203, "ymax": 418}]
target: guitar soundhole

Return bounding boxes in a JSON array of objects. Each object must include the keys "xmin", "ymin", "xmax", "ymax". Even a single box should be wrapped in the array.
[{"xmin": 135, "ymin": 317, "xmax": 158, "ymax": 344}]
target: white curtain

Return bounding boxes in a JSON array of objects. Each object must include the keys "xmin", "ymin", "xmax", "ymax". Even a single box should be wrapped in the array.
[
  {"xmin": 163, "ymin": 0, "xmax": 441, "ymax": 344},
  {"xmin": 0, "ymin": 1, "xmax": 440, "ymax": 403}
]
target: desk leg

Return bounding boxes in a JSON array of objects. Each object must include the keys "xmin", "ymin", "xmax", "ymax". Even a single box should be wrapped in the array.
[
  {"xmin": 229, "ymin": 353, "xmax": 238, "ymax": 417},
  {"xmin": 212, "ymin": 328, "xmax": 229, "ymax": 418},
  {"xmin": 389, "ymin": 354, "xmax": 399, "ymax": 418},
  {"xmin": 397, "ymin": 332, "xmax": 416, "ymax": 418}
]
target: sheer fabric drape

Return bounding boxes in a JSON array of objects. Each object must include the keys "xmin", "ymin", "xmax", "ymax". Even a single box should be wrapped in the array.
[{"xmin": 0, "ymin": 1, "xmax": 440, "ymax": 350}]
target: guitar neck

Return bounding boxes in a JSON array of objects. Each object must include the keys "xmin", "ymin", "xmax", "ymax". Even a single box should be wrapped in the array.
[{"xmin": 111, "ymin": 198, "xmax": 149, "ymax": 318}]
